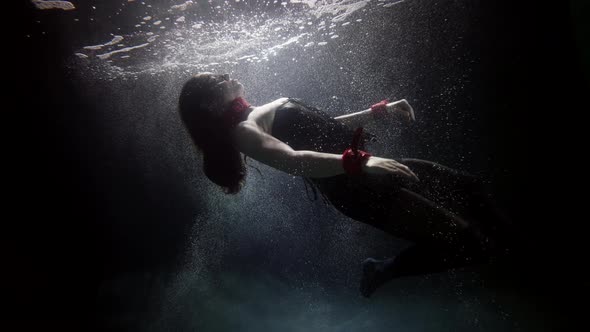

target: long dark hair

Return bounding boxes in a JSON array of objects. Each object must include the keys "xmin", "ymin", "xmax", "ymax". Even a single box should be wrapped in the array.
[{"xmin": 178, "ymin": 73, "xmax": 253, "ymax": 195}]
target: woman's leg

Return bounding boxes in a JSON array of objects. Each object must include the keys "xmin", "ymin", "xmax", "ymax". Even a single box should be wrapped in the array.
[
  {"xmin": 360, "ymin": 188, "xmax": 493, "ymax": 297},
  {"xmin": 360, "ymin": 242, "xmax": 489, "ymax": 298},
  {"xmin": 318, "ymin": 173, "xmax": 495, "ymax": 254},
  {"xmin": 397, "ymin": 158, "xmax": 513, "ymax": 248},
  {"xmin": 397, "ymin": 158, "xmax": 486, "ymax": 212},
  {"xmin": 378, "ymin": 187, "xmax": 491, "ymax": 250},
  {"xmin": 314, "ymin": 167, "xmax": 507, "ymax": 296}
]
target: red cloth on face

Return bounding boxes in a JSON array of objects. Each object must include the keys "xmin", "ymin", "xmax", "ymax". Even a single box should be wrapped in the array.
[{"xmin": 222, "ymin": 97, "xmax": 251, "ymax": 128}]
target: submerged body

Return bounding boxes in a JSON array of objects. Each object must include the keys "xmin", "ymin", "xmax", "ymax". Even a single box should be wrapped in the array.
[
  {"xmin": 232, "ymin": 97, "xmax": 511, "ymax": 294},
  {"xmin": 180, "ymin": 73, "xmax": 512, "ymax": 297},
  {"xmin": 233, "ymin": 97, "xmax": 491, "ymax": 241}
]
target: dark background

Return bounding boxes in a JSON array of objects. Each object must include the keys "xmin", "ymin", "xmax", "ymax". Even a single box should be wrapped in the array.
[{"xmin": 9, "ymin": 0, "xmax": 589, "ymax": 330}]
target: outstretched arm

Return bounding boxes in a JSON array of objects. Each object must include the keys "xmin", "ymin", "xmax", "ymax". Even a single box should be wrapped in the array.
[
  {"xmin": 231, "ymin": 121, "xmax": 418, "ymax": 180},
  {"xmin": 333, "ymin": 99, "xmax": 415, "ymax": 129},
  {"xmin": 232, "ymin": 122, "xmax": 347, "ymax": 178}
]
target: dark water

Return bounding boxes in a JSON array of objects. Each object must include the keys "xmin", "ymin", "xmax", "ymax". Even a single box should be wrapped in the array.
[{"xmin": 10, "ymin": 0, "xmax": 589, "ymax": 331}]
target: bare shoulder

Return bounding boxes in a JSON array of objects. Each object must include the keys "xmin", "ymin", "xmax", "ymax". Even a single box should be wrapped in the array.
[
  {"xmin": 230, "ymin": 97, "xmax": 294, "ymax": 158},
  {"xmin": 272, "ymin": 97, "xmax": 290, "ymax": 105},
  {"xmin": 247, "ymin": 97, "xmax": 290, "ymax": 135},
  {"xmin": 255, "ymin": 98, "xmax": 290, "ymax": 112}
]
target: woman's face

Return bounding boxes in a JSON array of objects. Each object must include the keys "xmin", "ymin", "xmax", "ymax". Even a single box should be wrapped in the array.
[{"xmin": 200, "ymin": 72, "xmax": 245, "ymax": 107}]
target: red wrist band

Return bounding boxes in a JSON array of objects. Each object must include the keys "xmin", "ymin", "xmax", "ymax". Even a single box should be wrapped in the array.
[
  {"xmin": 342, "ymin": 148, "xmax": 372, "ymax": 175},
  {"xmin": 342, "ymin": 127, "xmax": 372, "ymax": 175},
  {"xmin": 370, "ymin": 99, "xmax": 389, "ymax": 118}
]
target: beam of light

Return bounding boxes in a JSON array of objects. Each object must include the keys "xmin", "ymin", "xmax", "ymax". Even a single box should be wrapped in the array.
[{"xmin": 69, "ymin": 0, "xmax": 408, "ymax": 80}]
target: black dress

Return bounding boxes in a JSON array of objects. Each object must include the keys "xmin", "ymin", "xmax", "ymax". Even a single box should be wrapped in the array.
[{"xmin": 269, "ymin": 98, "xmax": 509, "ymax": 278}]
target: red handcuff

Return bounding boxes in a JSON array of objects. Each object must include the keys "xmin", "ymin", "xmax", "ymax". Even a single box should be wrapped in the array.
[{"xmin": 342, "ymin": 127, "xmax": 372, "ymax": 176}]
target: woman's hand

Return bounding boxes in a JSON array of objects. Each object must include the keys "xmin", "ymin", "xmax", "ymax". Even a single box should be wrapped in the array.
[
  {"xmin": 362, "ymin": 156, "xmax": 420, "ymax": 182},
  {"xmin": 387, "ymin": 99, "xmax": 415, "ymax": 123}
]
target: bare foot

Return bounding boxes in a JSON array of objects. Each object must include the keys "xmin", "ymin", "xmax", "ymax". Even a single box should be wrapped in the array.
[{"xmin": 360, "ymin": 257, "xmax": 391, "ymax": 298}]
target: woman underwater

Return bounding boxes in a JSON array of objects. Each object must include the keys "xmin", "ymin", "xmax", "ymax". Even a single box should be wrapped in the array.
[{"xmin": 178, "ymin": 72, "xmax": 512, "ymax": 298}]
